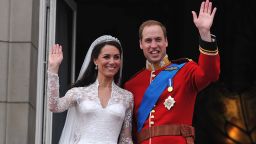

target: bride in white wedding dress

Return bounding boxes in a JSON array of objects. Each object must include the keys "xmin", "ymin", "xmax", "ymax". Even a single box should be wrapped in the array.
[{"xmin": 47, "ymin": 35, "xmax": 134, "ymax": 144}]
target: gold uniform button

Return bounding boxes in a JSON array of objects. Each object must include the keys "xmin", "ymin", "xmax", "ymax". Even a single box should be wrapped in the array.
[
  {"xmin": 151, "ymin": 110, "xmax": 155, "ymax": 113},
  {"xmin": 150, "ymin": 121, "xmax": 154, "ymax": 125}
]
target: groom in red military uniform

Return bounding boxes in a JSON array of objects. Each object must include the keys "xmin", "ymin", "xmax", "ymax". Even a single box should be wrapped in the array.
[{"xmin": 124, "ymin": 0, "xmax": 220, "ymax": 144}]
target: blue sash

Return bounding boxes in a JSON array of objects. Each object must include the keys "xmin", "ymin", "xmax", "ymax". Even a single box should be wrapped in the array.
[{"xmin": 137, "ymin": 63, "xmax": 186, "ymax": 132}]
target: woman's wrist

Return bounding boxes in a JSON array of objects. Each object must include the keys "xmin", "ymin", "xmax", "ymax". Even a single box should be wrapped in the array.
[{"xmin": 48, "ymin": 66, "xmax": 59, "ymax": 74}]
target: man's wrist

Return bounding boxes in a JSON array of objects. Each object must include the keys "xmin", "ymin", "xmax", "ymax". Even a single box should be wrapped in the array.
[
  {"xmin": 199, "ymin": 34, "xmax": 218, "ymax": 55},
  {"xmin": 199, "ymin": 34, "xmax": 218, "ymax": 50},
  {"xmin": 199, "ymin": 30, "xmax": 211, "ymax": 42}
]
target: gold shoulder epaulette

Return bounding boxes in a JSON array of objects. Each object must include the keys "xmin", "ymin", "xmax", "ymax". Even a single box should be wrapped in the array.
[
  {"xmin": 171, "ymin": 57, "xmax": 192, "ymax": 64},
  {"xmin": 187, "ymin": 58, "xmax": 193, "ymax": 62}
]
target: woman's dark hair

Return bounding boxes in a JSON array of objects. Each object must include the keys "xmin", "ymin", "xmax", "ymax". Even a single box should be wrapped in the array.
[{"xmin": 72, "ymin": 41, "xmax": 122, "ymax": 88}]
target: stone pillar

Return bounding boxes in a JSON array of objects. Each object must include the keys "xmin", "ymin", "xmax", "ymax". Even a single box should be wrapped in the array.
[{"xmin": 0, "ymin": 0, "xmax": 40, "ymax": 143}]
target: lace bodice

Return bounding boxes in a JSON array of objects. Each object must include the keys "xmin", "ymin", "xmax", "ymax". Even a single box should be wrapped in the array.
[{"xmin": 47, "ymin": 71, "xmax": 133, "ymax": 144}]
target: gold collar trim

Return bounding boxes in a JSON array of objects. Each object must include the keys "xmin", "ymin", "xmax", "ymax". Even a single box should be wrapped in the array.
[{"xmin": 146, "ymin": 55, "xmax": 171, "ymax": 71}]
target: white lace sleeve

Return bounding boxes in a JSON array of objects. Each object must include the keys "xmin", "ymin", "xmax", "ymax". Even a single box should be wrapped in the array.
[
  {"xmin": 47, "ymin": 71, "xmax": 77, "ymax": 112},
  {"xmin": 119, "ymin": 92, "xmax": 134, "ymax": 144}
]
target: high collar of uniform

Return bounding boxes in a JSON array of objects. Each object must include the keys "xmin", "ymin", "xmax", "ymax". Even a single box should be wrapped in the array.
[{"xmin": 146, "ymin": 55, "xmax": 171, "ymax": 71}]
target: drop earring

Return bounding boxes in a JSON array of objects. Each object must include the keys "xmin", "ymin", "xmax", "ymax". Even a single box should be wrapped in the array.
[{"xmin": 95, "ymin": 64, "xmax": 98, "ymax": 70}]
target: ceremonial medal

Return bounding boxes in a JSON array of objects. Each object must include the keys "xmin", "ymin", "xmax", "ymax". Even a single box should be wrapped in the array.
[
  {"xmin": 164, "ymin": 78, "xmax": 175, "ymax": 110},
  {"xmin": 168, "ymin": 78, "xmax": 173, "ymax": 92},
  {"xmin": 164, "ymin": 96, "xmax": 175, "ymax": 110},
  {"xmin": 168, "ymin": 86, "xmax": 173, "ymax": 92}
]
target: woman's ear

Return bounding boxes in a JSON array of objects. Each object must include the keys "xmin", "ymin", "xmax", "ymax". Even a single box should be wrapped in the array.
[{"xmin": 93, "ymin": 58, "xmax": 97, "ymax": 66}]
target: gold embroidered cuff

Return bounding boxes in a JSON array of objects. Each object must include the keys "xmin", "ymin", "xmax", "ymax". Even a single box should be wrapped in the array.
[
  {"xmin": 199, "ymin": 47, "xmax": 218, "ymax": 53},
  {"xmin": 199, "ymin": 47, "xmax": 219, "ymax": 56}
]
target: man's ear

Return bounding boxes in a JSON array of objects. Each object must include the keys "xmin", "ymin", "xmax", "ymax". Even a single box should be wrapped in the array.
[
  {"xmin": 139, "ymin": 40, "xmax": 143, "ymax": 50},
  {"xmin": 165, "ymin": 38, "xmax": 168, "ymax": 47}
]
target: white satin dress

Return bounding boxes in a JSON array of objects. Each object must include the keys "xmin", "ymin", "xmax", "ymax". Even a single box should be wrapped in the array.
[{"xmin": 47, "ymin": 72, "xmax": 134, "ymax": 144}]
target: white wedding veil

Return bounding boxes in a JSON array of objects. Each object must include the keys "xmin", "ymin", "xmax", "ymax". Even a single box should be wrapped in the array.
[{"xmin": 58, "ymin": 35, "xmax": 123, "ymax": 144}]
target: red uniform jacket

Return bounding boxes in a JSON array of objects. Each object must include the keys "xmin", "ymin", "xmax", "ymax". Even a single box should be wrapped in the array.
[{"xmin": 124, "ymin": 53, "xmax": 220, "ymax": 144}]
